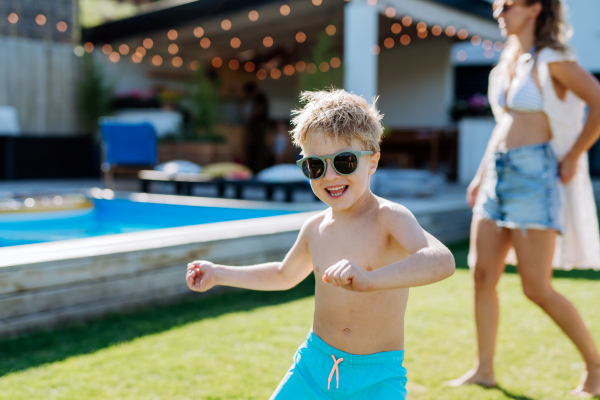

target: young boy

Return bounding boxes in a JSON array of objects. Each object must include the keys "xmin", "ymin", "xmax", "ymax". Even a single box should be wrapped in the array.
[{"xmin": 186, "ymin": 89, "xmax": 455, "ymax": 399}]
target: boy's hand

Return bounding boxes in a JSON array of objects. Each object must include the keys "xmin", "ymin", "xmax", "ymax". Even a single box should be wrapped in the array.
[
  {"xmin": 322, "ymin": 259, "xmax": 370, "ymax": 292},
  {"xmin": 186, "ymin": 260, "xmax": 218, "ymax": 292}
]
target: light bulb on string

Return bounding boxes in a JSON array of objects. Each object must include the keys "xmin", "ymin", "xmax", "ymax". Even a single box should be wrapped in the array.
[
  {"xmin": 221, "ymin": 20, "xmax": 231, "ymax": 30},
  {"xmin": 230, "ymin": 38, "xmax": 241, "ymax": 49},
  {"xmin": 271, "ymin": 69, "xmax": 281, "ymax": 79},
  {"xmin": 229, "ymin": 59, "xmax": 240, "ymax": 70},
  {"xmin": 391, "ymin": 23, "xmax": 401, "ymax": 34},
  {"xmin": 143, "ymin": 38, "xmax": 153, "ymax": 49},
  {"xmin": 280, "ymin": 5, "xmax": 290, "ymax": 15},
  {"xmin": 102, "ymin": 44, "xmax": 112, "ymax": 55},
  {"xmin": 263, "ymin": 36, "xmax": 273, "ymax": 47},
  {"xmin": 200, "ymin": 38, "xmax": 211, "ymax": 48},
  {"xmin": 384, "ymin": 38, "xmax": 394, "ymax": 49},
  {"xmin": 385, "ymin": 7, "xmax": 395, "ymax": 18},
  {"xmin": 132, "ymin": 53, "xmax": 142, "ymax": 63},
  {"xmin": 152, "ymin": 55, "xmax": 163, "ymax": 66},
  {"xmin": 445, "ymin": 26, "xmax": 456, "ymax": 37},
  {"xmin": 57, "ymin": 22, "xmax": 68, "ymax": 32},
  {"xmin": 168, "ymin": 44, "xmax": 178, "ymax": 54},
  {"xmin": 245, "ymin": 62, "xmax": 255, "ymax": 72},
  {"xmin": 295, "ymin": 61, "xmax": 306, "ymax": 72},
  {"xmin": 84, "ymin": 42, "xmax": 94, "ymax": 52},
  {"xmin": 295, "ymin": 32, "xmax": 306, "ymax": 43},
  {"xmin": 35, "ymin": 14, "xmax": 46, "ymax": 25},
  {"xmin": 284, "ymin": 65, "xmax": 295, "ymax": 76},
  {"xmin": 172, "ymin": 57, "xmax": 183, "ymax": 68},
  {"xmin": 8, "ymin": 13, "xmax": 18, "ymax": 24},
  {"xmin": 471, "ymin": 35, "xmax": 481, "ymax": 46},
  {"xmin": 432, "ymin": 25, "xmax": 442, "ymax": 36},
  {"xmin": 248, "ymin": 10, "xmax": 259, "ymax": 21},
  {"xmin": 319, "ymin": 62, "xmax": 329, "ymax": 72},
  {"xmin": 119, "ymin": 44, "xmax": 129, "ymax": 55},
  {"xmin": 326, "ymin": 25, "xmax": 336, "ymax": 36},
  {"xmin": 402, "ymin": 16, "xmax": 412, "ymax": 26},
  {"xmin": 330, "ymin": 57, "xmax": 341, "ymax": 68},
  {"xmin": 257, "ymin": 69, "xmax": 267, "ymax": 80},
  {"xmin": 194, "ymin": 27, "xmax": 204, "ymax": 38},
  {"xmin": 306, "ymin": 63, "xmax": 317, "ymax": 74},
  {"xmin": 168, "ymin": 29, "xmax": 178, "ymax": 40},
  {"xmin": 400, "ymin": 35, "xmax": 410, "ymax": 45},
  {"xmin": 212, "ymin": 57, "xmax": 223, "ymax": 68},
  {"xmin": 457, "ymin": 29, "xmax": 468, "ymax": 40}
]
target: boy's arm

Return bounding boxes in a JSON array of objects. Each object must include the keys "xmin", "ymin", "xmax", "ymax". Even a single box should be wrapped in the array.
[
  {"xmin": 187, "ymin": 217, "xmax": 315, "ymax": 292},
  {"xmin": 366, "ymin": 205, "xmax": 455, "ymax": 291},
  {"xmin": 321, "ymin": 205, "xmax": 455, "ymax": 292}
]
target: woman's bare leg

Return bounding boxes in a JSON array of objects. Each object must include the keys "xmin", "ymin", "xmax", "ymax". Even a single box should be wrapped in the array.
[
  {"xmin": 446, "ymin": 217, "xmax": 512, "ymax": 387},
  {"xmin": 512, "ymin": 228, "xmax": 600, "ymax": 397}
]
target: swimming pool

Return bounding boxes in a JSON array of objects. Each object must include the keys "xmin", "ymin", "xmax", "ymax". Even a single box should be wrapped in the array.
[{"xmin": 0, "ymin": 196, "xmax": 298, "ymax": 247}]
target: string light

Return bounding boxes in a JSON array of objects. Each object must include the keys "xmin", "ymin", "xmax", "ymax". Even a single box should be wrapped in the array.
[
  {"xmin": 295, "ymin": 32, "xmax": 306, "ymax": 43},
  {"xmin": 136, "ymin": 46, "xmax": 146, "ymax": 56},
  {"xmin": 200, "ymin": 38, "xmax": 211, "ymax": 48},
  {"xmin": 319, "ymin": 62, "xmax": 330, "ymax": 72},
  {"xmin": 384, "ymin": 38, "xmax": 394, "ymax": 48},
  {"xmin": 307, "ymin": 63, "xmax": 317, "ymax": 73},
  {"xmin": 230, "ymin": 38, "xmax": 241, "ymax": 48},
  {"xmin": 295, "ymin": 61, "xmax": 306, "ymax": 72},
  {"xmin": 367, "ymin": 0, "xmax": 376, "ymax": 5},
  {"xmin": 471, "ymin": 35, "xmax": 482, "ymax": 45},
  {"xmin": 221, "ymin": 20, "xmax": 231, "ymax": 30},
  {"xmin": 143, "ymin": 38, "xmax": 153, "ymax": 49},
  {"xmin": 482, "ymin": 39, "xmax": 492, "ymax": 50},
  {"xmin": 418, "ymin": 30, "xmax": 427, "ymax": 39},
  {"xmin": 109, "ymin": 52, "xmax": 120, "ymax": 63},
  {"xmin": 456, "ymin": 50, "xmax": 467, "ymax": 61},
  {"xmin": 194, "ymin": 27, "xmax": 204, "ymax": 38},
  {"xmin": 190, "ymin": 60, "xmax": 200, "ymax": 71},
  {"xmin": 457, "ymin": 29, "xmax": 468, "ymax": 40},
  {"xmin": 152, "ymin": 55, "xmax": 163, "ymax": 66},
  {"xmin": 229, "ymin": 59, "xmax": 239, "ymax": 70},
  {"xmin": 271, "ymin": 68, "xmax": 281, "ymax": 79},
  {"xmin": 74, "ymin": 46, "xmax": 84, "ymax": 56},
  {"xmin": 168, "ymin": 44, "xmax": 178, "ymax": 54},
  {"xmin": 312, "ymin": 0, "xmax": 322, "ymax": 5},
  {"xmin": 330, "ymin": 57, "xmax": 341, "ymax": 68},
  {"xmin": 385, "ymin": 7, "xmax": 396, "ymax": 18},
  {"xmin": 400, "ymin": 35, "xmax": 410, "ymax": 45},
  {"xmin": 494, "ymin": 41, "xmax": 504, "ymax": 51},
  {"xmin": 484, "ymin": 49, "xmax": 494, "ymax": 58},
  {"xmin": 402, "ymin": 16, "xmax": 412, "ymax": 26},
  {"xmin": 245, "ymin": 62, "xmax": 255, "ymax": 72},
  {"xmin": 132, "ymin": 53, "xmax": 142, "ymax": 63},
  {"xmin": 168, "ymin": 29, "xmax": 178, "ymax": 40},
  {"xmin": 84, "ymin": 42, "xmax": 94, "ymax": 52},
  {"xmin": 326, "ymin": 25, "xmax": 336, "ymax": 35},
  {"xmin": 416, "ymin": 22, "xmax": 427, "ymax": 32},
  {"xmin": 119, "ymin": 44, "xmax": 129, "ymax": 55},
  {"xmin": 263, "ymin": 36, "xmax": 273, "ymax": 47},
  {"xmin": 445, "ymin": 26, "xmax": 456, "ymax": 36},
  {"xmin": 172, "ymin": 57, "xmax": 183, "ymax": 67},
  {"xmin": 284, "ymin": 65, "xmax": 295, "ymax": 76},
  {"xmin": 35, "ymin": 14, "xmax": 46, "ymax": 25},
  {"xmin": 8, "ymin": 13, "xmax": 18, "ymax": 24},
  {"xmin": 391, "ymin": 23, "xmax": 401, "ymax": 34},
  {"xmin": 280, "ymin": 5, "xmax": 290, "ymax": 15},
  {"xmin": 370, "ymin": 45, "xmax": 380, "ymax": 55},
  {"xmin": 102, "ymin": 44, "xmax": 112, "ymax": 55},
  {"xmin": 248, "ymin": 10, "xmax": 259, "ymax": 21},
  {"xmin": 212, "ymin": 57, "xmax": 222, "ymax": 68},
  {"xmin": 432, "ymin": 25, "xmax": 442, "ymax": 36},
  {"xmin": 57, "ymin": 22, "xmax": 68, "ymax": 32},
  {"xmin": 257, "ymin": 69, "xmax": 267, "ymax": 80}
]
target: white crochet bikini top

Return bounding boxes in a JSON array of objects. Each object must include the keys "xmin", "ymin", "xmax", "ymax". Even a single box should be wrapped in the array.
[{"xmin": 498, "ymin": 48, "xmax": 544, "ymax": 112}]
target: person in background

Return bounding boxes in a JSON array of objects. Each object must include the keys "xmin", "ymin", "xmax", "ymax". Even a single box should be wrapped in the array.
[
  {"xmin": 447, "ymin": 0, "xmax": 600, "ymax": 396},
  {"xmin": 272, "ymin": 119, "xmax": 290, "ymax": 165},
  {"xmin": 240, "ymin": 82, "xmax": 269, "ymax": 172}
]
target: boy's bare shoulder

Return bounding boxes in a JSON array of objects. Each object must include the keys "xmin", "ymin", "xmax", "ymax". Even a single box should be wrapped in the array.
[
  {"xmin": 374, "ymin": 197, "xmax": 417, "ymax": 225},
  {"xmin": 299, "ymin": 209, "xmax": 329, "ymax": 237}
]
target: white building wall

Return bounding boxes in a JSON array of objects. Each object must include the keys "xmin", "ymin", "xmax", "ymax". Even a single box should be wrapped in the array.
[{"xmin": 378, "ymin": 37, "xmax": 454, "ymax": 128}]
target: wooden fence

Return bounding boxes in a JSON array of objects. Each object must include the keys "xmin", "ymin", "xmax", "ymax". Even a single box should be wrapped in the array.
[{"xmin": 0, "ymin": 37, "xmax": 80, "ymax": 134}]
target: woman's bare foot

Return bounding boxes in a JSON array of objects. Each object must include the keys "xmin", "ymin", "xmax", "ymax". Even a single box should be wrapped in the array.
[
  {"xmin": 570, "ymin": 365, "xmax": 600, "ymax": 397},
  {"xmin": 445, "ymin": 368, "xmax": 497, "ymax": 388}
]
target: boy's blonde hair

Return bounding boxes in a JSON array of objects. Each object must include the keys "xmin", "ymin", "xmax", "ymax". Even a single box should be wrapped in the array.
[{"xmin": 290, "ymin": 89, "xmax": 384, "ymax": 153}]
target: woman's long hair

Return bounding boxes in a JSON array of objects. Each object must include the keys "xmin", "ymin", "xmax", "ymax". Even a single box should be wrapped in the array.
[{"xmin": 498, "ymin": 0, "xmax": 573, "ymax": 71}]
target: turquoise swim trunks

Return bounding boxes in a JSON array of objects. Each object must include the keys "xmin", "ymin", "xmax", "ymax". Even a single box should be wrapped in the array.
[{"xmin": 270, "ymin": 330, "xmax": 407, "ymax": 399}]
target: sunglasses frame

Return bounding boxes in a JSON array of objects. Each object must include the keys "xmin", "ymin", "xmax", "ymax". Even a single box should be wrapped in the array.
[
  {"xmin": 493, "ymin": 0, "xmax": 516, "ymax": 15},
  {"xmin": 296, "ymin": 150, "xmax": 374, "ymax": 180}
]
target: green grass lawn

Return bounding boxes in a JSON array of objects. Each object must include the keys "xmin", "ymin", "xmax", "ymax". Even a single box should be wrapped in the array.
[{"xmin": 1, "ymin": 241, "xmax": 600, "ymax": 399}]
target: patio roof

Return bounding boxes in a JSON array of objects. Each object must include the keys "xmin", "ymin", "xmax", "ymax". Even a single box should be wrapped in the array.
[{"xmin": 81, "ymin": 0, "xmax": 494, "ymax": 44}]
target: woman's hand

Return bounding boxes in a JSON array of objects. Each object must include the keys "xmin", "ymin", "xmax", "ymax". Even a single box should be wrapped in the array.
[
  {"xmin": 322, "ymin": 259, "xmax": 370, "ymax": 292},
  {"xmin": 559, "ymin": 153, "xmax": 579, "ymax": 184},
  {"xmin": 186, "ymin": 260, "xmax": 218, "ymax": 292},
  {"xmin": 466, "ymin": 178, "xmax": 482, "ymax": 208}
]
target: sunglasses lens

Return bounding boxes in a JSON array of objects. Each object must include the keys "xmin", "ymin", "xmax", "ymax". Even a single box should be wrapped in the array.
[
  {"xmin": 333, "ymin": 152, "xmax": 359, "ymax": 175},
  {"xmin": 302, "ymin": 158, "xmax": 326, "ymax": 179}
]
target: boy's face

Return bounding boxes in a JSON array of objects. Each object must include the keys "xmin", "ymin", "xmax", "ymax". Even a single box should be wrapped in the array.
[{"xmin": 301, "ymin": 132, "xmax": 380, "ymax": 211}]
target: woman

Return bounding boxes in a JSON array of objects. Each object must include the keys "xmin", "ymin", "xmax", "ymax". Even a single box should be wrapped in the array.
[{"xmin": 448, "ymin": 0, "xmax": 600, "ymax": 396}]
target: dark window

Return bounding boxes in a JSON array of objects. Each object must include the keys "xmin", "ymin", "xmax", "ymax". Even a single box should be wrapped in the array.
[{"xmin": 454, "ymin": 66, "xmax": 493, "ymax": 100}]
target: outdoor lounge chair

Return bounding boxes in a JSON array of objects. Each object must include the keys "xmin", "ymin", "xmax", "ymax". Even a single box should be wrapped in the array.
[{"xmin": 100, "ymin": 121, "xmax": 157, "ymax": 189}]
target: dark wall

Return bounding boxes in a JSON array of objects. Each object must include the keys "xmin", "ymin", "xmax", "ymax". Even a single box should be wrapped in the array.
[{"xmin": 0, "ymin": 135, "xmax": 100, "ymax": 180}]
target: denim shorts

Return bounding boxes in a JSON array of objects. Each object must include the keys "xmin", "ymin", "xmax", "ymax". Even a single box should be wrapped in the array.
[
  {"xmin": 473, "ymin": 141, "xmax": 564, "ymax": 235},
  {"xmin": 269, "ymin": 330, "xmax": 407, "ymax": 400}
]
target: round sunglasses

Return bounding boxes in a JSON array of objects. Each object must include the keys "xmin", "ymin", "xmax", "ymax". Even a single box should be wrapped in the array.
[{"xmin": 296, "ymin": 150, "xmax": 373, "ymax": 180}]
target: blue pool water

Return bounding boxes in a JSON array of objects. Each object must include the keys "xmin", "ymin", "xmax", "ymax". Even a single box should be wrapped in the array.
[{"xmin": 0, "ymin": 199, "xmax": 297, "ymax": 247}]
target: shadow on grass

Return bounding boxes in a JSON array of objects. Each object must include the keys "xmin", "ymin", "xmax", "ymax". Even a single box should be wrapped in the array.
[
  {"xmin": 489, "ymin": 385, "xmax": 536, "ymax": 400},
  {"xmin": 448, "ymin": 240, "xmax": 600, "ymax": 281},
  {"xmin": 0, "ymin": 275, "xmax": 316, "ymax": 378}
]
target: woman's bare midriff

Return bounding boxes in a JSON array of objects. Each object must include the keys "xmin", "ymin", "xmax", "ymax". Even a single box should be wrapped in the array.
[{"xmin": 494, "ymin": 110, "xmax": 552, "ymax": 150}]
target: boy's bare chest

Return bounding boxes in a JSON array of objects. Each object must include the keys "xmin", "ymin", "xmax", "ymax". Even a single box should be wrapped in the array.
[{"xmin": 308, "ymin": 223, "xmax": 407, "ymax": 273}]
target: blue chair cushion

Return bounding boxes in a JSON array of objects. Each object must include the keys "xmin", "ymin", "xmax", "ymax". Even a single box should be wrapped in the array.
[{"xmin": 101, "ymin": 122, "xmax": 157, "ymax": 165}]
